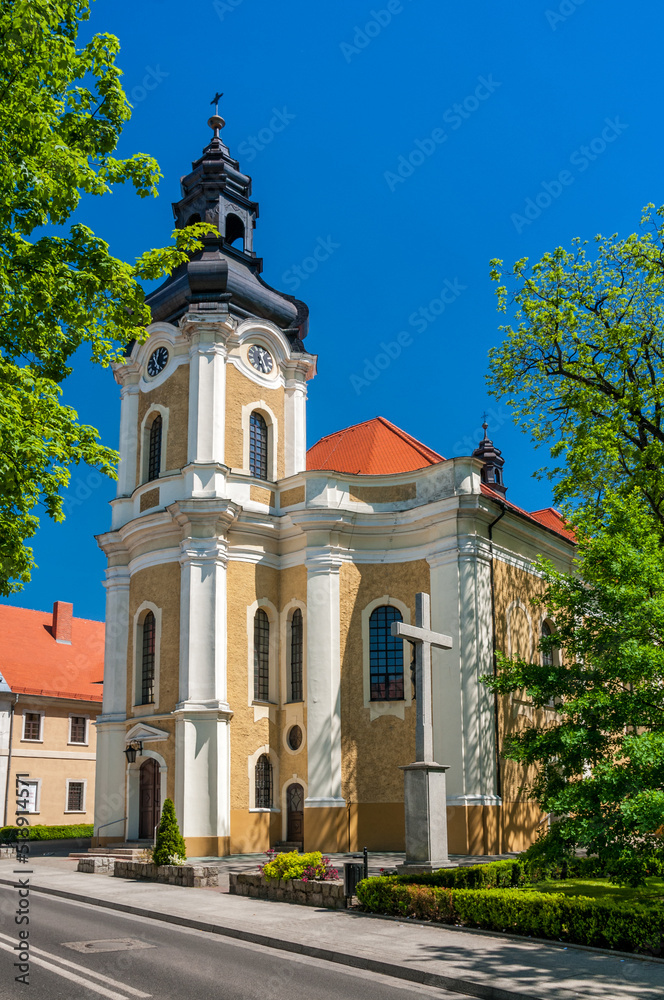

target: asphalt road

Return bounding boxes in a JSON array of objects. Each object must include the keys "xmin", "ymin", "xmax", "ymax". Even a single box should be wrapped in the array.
[{"xmin": 0, "ymin": 891, "xmax": 474, "ymax": 1000}]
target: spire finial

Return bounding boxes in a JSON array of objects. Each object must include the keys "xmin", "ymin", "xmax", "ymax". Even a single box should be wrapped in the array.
[
  {"xmin": 207, "ymin": 91, "xmax": 225, "ymax": 141},
  {"xmin": 482, "ymin": 411, "xmax": 489, "ymax": 438}
]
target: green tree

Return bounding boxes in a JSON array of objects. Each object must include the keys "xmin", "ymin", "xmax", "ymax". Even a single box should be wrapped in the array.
[
  {"xmin": 489, "ymin": 204, "xmax": 664, "ymax": 537},
  {"xmin": 0, "ymin": 0, "xmax": 209, "ymax": 593},
  {"xmin": 484, "ymin": 494, "xmax": 664, "ymax": 883},
  {"xmin": 153, "ymin": 798, "xmax": 187, "ymax": 866}
]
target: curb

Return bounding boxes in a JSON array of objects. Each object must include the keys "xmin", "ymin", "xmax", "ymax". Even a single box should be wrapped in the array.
[{"xmin": 0, "ymin": 877, "xmax": 544, "ymax": 1000}]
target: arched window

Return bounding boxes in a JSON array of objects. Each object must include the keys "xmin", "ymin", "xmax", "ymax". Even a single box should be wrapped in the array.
[
  {"xmin": 289, "ymin": 608, "xmax": 303, "ymax": 702},
  {"xmin": 225, "ymin": 213, "xmax": 245, "ymax": 248},
  {"xmin": 249, "ymin": 411, "xmax": 268, "ymax": 480},
  {"xmin": 369, "ymin": 605, "xmax": 404, "ymax": 701},
  {"xmin": 254, "ymin": 609, "xmax": 270, "ymax": 701},
  {"xmin": 541, "ymin": 620, "xmax": 554, "ymax": 668},
  {"xmin": 255, "ymin": 754, "xmax": 272, "ymax": 808},
  {"xmin": 141, "ymin": 611, "xmax": 156, "ymax": 705},
  {"xmin": 148, "ymin": 414, "xmax": 162, "ymax": 482}
]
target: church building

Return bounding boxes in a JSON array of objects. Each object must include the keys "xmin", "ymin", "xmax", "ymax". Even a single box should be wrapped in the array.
[{"xmin": 93, "ymin": 108, "xmax": 575, "ymax": 858}]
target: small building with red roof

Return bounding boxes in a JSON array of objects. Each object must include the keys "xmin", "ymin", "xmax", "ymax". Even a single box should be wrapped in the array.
[{"xmin": 0, "ymin": 601, "xmax": 103, "ymax": 828}]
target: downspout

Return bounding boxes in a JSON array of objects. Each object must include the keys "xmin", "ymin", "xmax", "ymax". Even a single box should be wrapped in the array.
[
  {"xmin": 3, "ymin": 694, "xmax": 18, "ymax": 827},
  {"xmin": 487, "ymin": 504, "xmax": 506, "ymax": 854}
]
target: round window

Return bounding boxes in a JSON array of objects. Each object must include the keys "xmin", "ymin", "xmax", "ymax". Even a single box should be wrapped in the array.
[{"xmin": 287, "ymin": 725, "xmax": 302, "ymax": 751}]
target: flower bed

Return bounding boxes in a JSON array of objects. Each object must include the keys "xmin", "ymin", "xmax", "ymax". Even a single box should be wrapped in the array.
[
  {"xmin": 229, "ymin": 872, "xmax": 347, "ymax": 909},
  {"xmin": 76, "ymin": 857, "xmax": 218, "ymax": 888}
]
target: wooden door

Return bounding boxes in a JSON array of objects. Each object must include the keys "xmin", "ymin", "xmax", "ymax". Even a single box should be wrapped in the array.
[
  {"xmin": 139, "ymin": 758, "xmax": 160, "ymax": 840},
  {"xmin": 287, "ymin": 783, "xmax": 304, "ymax": 843}
]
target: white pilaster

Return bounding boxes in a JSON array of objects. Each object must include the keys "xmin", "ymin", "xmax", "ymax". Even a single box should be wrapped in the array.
[
  {"xmin": 284, "ymin": 383, "xmax": 307, "ymax": 477},
  {"xmin": 175, "ymin": 713, "xmax": 231, "ymax": 841},
  {"xmin": 177, "ymin": 537, "xmax": 230, "ymax": 711},
  {"xmin": 100, "ymin": 566, "xmax": 130, "ymax": 721},
  {"xmin": 186, "ymin": 326, "xmax": 227, "ymax": 497},
  {"xmin": 304, "ymin": 549, "xmax": 345, "ymax": 807},
  {"xmin": 94, "ymin": 722, "xmax": 128, "ymax": 841},
  {"xmin": 116, "ymin": 374, "xmax": 141, "ymax": 497},
  {"xmin": 428, "ymin": 539, "xmax": 499, "ymax": 804}
]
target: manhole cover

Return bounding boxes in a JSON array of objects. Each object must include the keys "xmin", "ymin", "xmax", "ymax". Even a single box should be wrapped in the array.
[{"xmin": 62, "ymin": 938, "xmax": 155, "ymax": 954}]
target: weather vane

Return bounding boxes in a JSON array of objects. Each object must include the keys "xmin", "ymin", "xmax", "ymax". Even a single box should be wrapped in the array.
[{"xmin": 210, "ymin": 92, "xmax": 223, "ymax": 116}]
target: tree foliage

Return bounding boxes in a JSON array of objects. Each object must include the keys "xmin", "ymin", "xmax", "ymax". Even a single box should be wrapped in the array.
[
  {"xmin": 489, "ymin": 205, "xmax": 664, "ymax": 536},
  {"xmin": 484, "ymin": 494, "xmax": 664, "ymax": 883},
  {"xmin": 0, "ymin": 0, "xmax": 209, "ymax": 593}
]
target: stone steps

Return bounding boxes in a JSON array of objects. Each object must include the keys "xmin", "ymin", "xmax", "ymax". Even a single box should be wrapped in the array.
[{"xmin": 272, "ymin": 842, "xmax": 303, "ymax": 853}]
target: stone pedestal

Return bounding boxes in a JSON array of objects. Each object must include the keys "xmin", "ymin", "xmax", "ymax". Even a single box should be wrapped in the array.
[{"xmin": 397, "ymin": 761, "xmax": 455, "ymax": 872}]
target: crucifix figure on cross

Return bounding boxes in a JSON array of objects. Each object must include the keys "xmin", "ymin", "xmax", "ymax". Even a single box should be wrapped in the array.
[
  {"xmin": 391, "ymin": 592, "xmax": 455, "ymax": 871},
  {"xmin": 392, "ymin": 592, "xmax": 452, "ymax": 764}
]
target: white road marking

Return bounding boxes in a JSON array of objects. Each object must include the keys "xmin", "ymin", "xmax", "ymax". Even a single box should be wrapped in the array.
[{"xmin": 0, "ymin": 931, "xmax": 151, "ymax": 999}]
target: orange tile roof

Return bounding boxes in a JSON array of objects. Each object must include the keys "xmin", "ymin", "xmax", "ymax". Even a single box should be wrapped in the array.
[
  {"xmin": 0, "ymin": 604, "xmax": 104, "ymax": 702},
  {"xmin": 307, "ymin": 416, "xmax": 445, "ymax": 475},
  {"xmin": 307, "ymin": 417, "xmax": 575, "ymax": 544}
]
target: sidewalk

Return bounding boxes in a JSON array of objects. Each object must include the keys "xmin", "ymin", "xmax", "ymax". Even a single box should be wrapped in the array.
[{"xmin": 1, "ymin": 856, "xmax": 662, "ymax": 1000}]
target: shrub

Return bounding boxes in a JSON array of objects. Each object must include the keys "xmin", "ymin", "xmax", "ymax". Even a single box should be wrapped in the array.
[
  {"xmin": 260, "ymin": 850, "xmax": 339, "ymax": 882},
  {"xmin": 0, "ymin": 824, "xmax": 93, "ymax": 843},
  {"xmin": 355, "ymin": 878, "xmax": 664, "ymax": 954},
  {"xmin": 152, "ymin": 799, "xmax": 187, "ymax": 866}
]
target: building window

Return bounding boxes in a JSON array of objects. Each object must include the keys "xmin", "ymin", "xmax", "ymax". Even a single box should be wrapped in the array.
[
  {"xmin": 69, "ymin": 716, "xmax": 87, "ymax": 744},
  {"xmin": 249, "ymin": 411, "xmax": 268, "ymax": 480},
  {"xmin": 253, "ymin": 609, "xmax": 270, "ymax": 701},
  {"xmin": 289, "ymin": 608, "xmax": 303, "ymax": 702},
  {"xmin": 255, "ymin": 754, "xmax": 272, "ymax": 808},
  {"xmin": 22, "ymin": 713, "xmax": 42, "ymax": 741},
  {"xmin": 541, "ymin": 620, "xmax": 554, "ymax": 668},
  {"xmin": 369, "ymin": 605, "xmax": 404, "ymax": 701},
  {"xmin": 148, "ymin": 414, "xmax": 162, "ymax": 481},
  {"xmin": 141, "ymin": 611, "xmax": 156, "ymax": 705},
  {"xmin": 17, "ymin": 779, "xmax": 39, "ymax": 813},
  {"xmin": 66, "ymin": 780, "xmax": 86, "ymax": 812}
]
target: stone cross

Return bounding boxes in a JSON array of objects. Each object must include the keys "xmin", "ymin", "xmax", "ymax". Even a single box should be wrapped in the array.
[
  {"xmin": 391, "ymin": 592, "xmax": 452, "ymax": 763},
  {"xmin": 392, "ymin": 592, "xmax": 455, "ymax": 871}
]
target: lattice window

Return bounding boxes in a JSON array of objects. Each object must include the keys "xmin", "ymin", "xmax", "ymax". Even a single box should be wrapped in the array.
[
  {"xmin": 369, "ymin": 605, "xmax": 404, "ymax": 701},
  {"xmin": 141, "ymin": 611, "xmax": 156, "ymax": 705},
  {"xmin": 254, "ymin": 609, "xmax": 270, "ymax": 701},
  {"xmin": 255, "ymin": 754, "xmax": 272, "ymax": 809},
  {"xmin": 23, "ymin": 713, "xmax": 41, "ymax": 741},
  {"xmin": 249, "ymin": 411, "xmax": 268, "ymax": 480},
  {"xmin": 541, "ymin": 620, "xmax": 554, "ymax": 668},
  {"xmin": 69, "ymin": 716, "xmax": 86, "ymax": 744},
  {"xmin": 67, "ymin": 781, "xmax": 85, "ymax": 812},
  {"xmin": 148, "ymin": 414, "xmax": 162, "ymax": 481},
  {"xmin": 289, "ymin": 608, "xmax": 303, "ymax": 702}
]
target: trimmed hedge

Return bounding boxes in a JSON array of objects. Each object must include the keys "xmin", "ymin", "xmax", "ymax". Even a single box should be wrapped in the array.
[
  {"xmin": 355, "ymin": 877, "xmax": 664, "ymax": 954},
  {"xmin": 0, "ymin": 824, "xmax": 94, "ymax": 843}
]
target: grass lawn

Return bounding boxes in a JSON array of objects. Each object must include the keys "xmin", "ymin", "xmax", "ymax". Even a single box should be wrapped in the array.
[{"xmin": 526, "ymin": 876, "xmax": 664, "ymax": 903}]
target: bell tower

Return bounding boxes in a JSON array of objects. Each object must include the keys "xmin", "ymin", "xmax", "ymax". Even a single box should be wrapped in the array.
[{"xmin": 94, "ymin": 103, "xmax": 316, "ymax": 855}]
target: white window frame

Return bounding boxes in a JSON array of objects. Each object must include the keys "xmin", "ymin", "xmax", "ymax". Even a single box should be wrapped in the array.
[
  {"xmin": 65, "ymin": 778, "xmax": 87, "ymax": 814},
  {"xmin": 132, "ymin": 601, "xmax": 162, "ymax": 714},
  {"xmin": 21, "ymin": 711, "xmax": 44, "ymax": 743},
  {"xmin": 247, "ymin": 598, "xmax": 279, "ymax": 708},
  {"xmin": 139, "ymin": 404, "xmax": 169, "ymax": 484},
  {"xmin": 68, "ymin": 714, "xmax": 89, "ymax": 746},
  {"xmin": 241, "ymin": 401, "xmax": 278, "ymax": 482},
  {"xmin": 362, "ymin": 596, "xmax": 412, "ymax": 721},
  {"xmin": 17, "ymin": 777, "xmax": 41, "ymax": 814}
]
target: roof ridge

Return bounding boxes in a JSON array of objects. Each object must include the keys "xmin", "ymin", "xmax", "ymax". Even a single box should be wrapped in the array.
[{"xmin": 374, "ymin": 416, "xmax": 444, "ymax": 462}]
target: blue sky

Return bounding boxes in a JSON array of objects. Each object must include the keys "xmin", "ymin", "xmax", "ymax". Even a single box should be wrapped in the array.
[{"xmin": 8, "ymin": 0, "xmax": 664, "ymax": 620}]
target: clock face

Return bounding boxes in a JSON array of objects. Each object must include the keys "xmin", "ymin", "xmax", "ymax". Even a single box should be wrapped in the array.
[
  {"xmin": 248, "ymin": 344, "xmax": 273, "ymax": 374},
  {"xmin": 147, "ymin": 346, "xmax": 169, "ymax": 377}
]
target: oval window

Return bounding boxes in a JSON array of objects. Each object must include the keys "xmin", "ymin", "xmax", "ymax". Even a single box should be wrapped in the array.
[{"xmin": 288, "ymin": 725, "xmax": 303, "ymax": 751}]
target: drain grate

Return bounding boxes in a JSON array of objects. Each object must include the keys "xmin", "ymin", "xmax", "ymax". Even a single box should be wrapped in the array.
[{"xmin": 62, "ymin": 938, "xmax": 155, "ymax": 954}]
